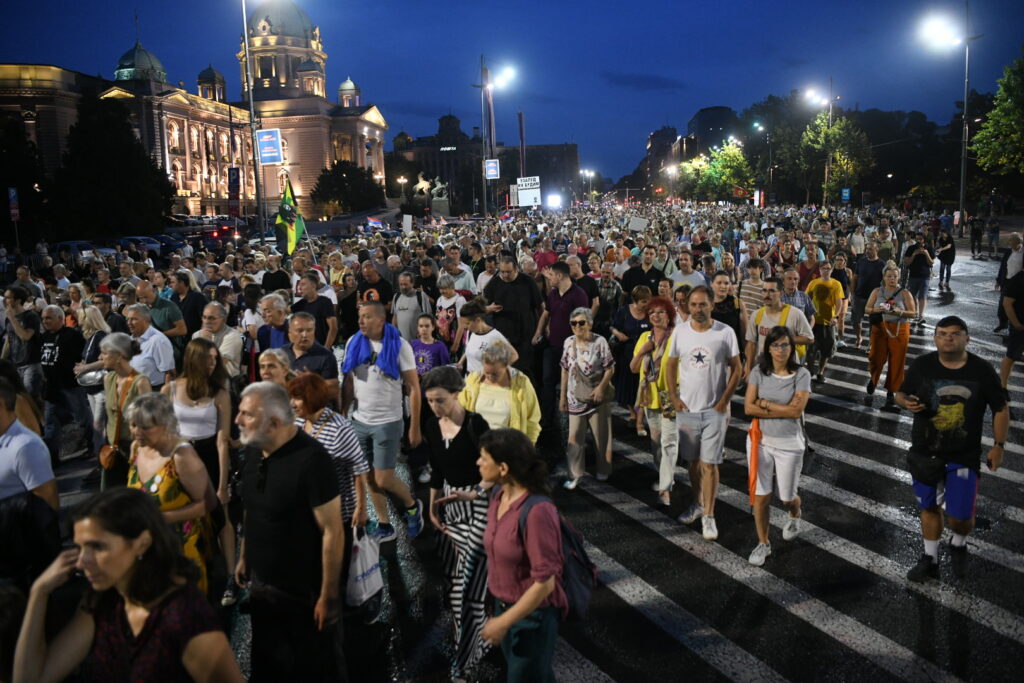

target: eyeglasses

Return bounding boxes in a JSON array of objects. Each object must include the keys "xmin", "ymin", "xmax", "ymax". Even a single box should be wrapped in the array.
[
  {"xmin": 935, "ymin": 330, "xmax": 966, "ymax": 339},
  {"xmin": 769, "ymin": 342, "xmax": 792, "ymax": 350},
  {"xmin": 648, "ymin": 309, "xmax": 669, "ymax": 317},
  {"xmin": 569, "ymin": 320, "xmax": 589, "ymax": 327}
]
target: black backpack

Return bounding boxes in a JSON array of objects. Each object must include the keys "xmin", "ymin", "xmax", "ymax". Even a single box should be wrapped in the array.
[{"xmin": 518, "ymin": 494, "xmax": 598, "ymax": 621}]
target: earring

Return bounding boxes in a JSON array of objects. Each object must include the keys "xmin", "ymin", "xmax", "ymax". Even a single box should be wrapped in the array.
[{"xmin": 137, "ymin": 554, "xmax": 144, "ymax": 561}]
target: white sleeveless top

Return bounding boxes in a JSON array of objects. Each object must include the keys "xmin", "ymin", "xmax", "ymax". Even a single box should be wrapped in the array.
[{"xmin": 172, "ymin": 386, "xmax": 218, "ymax": 440}]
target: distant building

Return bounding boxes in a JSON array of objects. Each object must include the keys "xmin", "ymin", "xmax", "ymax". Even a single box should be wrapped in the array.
[
  {"xmin": 644, "ymin": 126, "xmax": 676, "ymax": 189},
  {"xmin": 0, "ymin": 0, "xmax": 388, "ymax": 216},
  {"xmin": 687, "ymin": 106, "xmax": 739, "ymax": 155},
  {"xmin": 389, "ymin": 115, "xmax": 579, "ymax": 213}
]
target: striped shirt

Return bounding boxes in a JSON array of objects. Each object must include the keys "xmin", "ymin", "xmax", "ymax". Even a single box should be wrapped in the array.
[{"xmin": 295, "ymin": 408, "xmax": 368, "ymax": 522}]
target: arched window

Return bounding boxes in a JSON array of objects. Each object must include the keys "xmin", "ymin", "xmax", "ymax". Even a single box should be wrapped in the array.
[
  {"xmin": 233, "ymin": 134, "xmax": 242, "ymax": 162},
  {"xmin": 247, "ymin": 170, "xmax": 255, "ymax": 198},
  {"xmin": 205, "ymin": 129, "xmax": 214, "ymax": 157},
  {"xmin": 281, "ymin": 137, "xmax": 289, "ymax": 163},
  {"xmin": 168, "ymin": 121, "xmax": 180, "ymax": 151},
  {"xmin": 278, "ymin": 169, "xmax": 289, "ymax": 194},
  {"xmin": 190, "ymin": 126, "xmax": 199, "ymax": 152},
  {"xmin": 245, "ymin": 139, "xmax": 253, "ymax": 159},
  {"xmin": 219, "ymin": 132, "xmax": 229, "ymax": 158},
  {"xmin": 171, "ymin": 162, "xmax": 182, "ymax": 189}
]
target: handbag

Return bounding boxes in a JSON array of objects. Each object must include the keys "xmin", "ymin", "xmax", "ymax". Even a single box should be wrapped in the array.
[
  {"xmin": 346, "ymin": 528, "xmax": 384, "ymax": 607},
  {"xmin": 99, "ymin": 372, "xmax": 137, "ymax": 470},
  {"xmin": 77, "ymin": 370, "xmax": 106, "ymax": 387}
]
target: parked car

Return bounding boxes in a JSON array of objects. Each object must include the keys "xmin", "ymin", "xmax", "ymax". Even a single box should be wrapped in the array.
[
  {"xmin": 147, "ymin": 234, "xmax": 186, "ymax": 257},
  {"xmin": 53, "ymin": 241, "xmax": 117, "ymax": 269}
]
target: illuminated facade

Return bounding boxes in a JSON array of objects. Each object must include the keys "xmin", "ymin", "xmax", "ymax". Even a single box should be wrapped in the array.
[{"xmin": 0, "ymin": 0, "xmax": 387, "ymax": 215}]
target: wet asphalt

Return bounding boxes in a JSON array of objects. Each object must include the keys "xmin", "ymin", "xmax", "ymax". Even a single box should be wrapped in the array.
[{"xmin": 51, "ymin": 235, "xmax": 1024, "ymax": 682}]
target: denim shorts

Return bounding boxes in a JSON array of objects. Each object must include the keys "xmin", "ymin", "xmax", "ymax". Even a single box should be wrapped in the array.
[
  {"xmin": 906, "ymin": 277, "xmax": 928, "ymax": 300},
  {"xmin": 351, "ymin": 418, "xmax": 404, "ymax": 470}
]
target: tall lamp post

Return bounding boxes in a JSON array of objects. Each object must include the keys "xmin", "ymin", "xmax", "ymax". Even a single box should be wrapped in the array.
[
  {"xmin": 473, "ymin": 57, "xmax": 514, "ymax": 216},
  {"xmin": 239, "ymin": 0, "xmax": 265, "ymax": 245},
  {"xmin": 919, "ymin": 6, "xmax": 982, "ymax": 231},
  {"xmin": 753, "ymin": 122, "xmax": 774, "ymax": 195},
  {"xmin": 397, "ymin": 175, "xmax": 407, "ymax": 201},
  {"xmin": 806, "ymin": 80, "xmax": 841, "ymax": 205},
  {"xmin": 579, "ymin": 169, "xmax": 594, "ymax": 203}
]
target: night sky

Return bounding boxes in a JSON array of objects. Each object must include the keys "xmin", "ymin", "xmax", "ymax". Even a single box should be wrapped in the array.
[{"xmin": 3, "ymin": 0, "xmax": 1022, "ymax": 181}]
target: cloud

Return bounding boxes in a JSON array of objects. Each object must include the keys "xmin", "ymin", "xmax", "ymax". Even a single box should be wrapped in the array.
[
  {"xmin": 376, "ymin": 100, "xmax": 467, "ymax": 120},
  {"xmin": 600, "ymin": 71, "xmax": 685, "ymax": 92}
]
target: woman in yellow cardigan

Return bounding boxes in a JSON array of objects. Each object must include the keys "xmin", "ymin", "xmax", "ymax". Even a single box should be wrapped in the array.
[
  {"xmin": 458, "ymin": 340, "xmax": 541, "ymax": 444},
  {"xmin": 630, "ymin": 296, "xmax": 679, "ymax": 507}
]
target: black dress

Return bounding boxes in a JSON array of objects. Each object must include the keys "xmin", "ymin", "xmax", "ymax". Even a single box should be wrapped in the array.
[{"xmin": 611, "ymin": 305, "xmax": 651, "ymax": 408}]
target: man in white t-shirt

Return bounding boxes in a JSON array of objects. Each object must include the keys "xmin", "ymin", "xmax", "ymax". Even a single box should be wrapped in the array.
[
  {"xmin": 743, "ymin": 277, "xmax": 814, "ymax": 379},
  {"xmin": 665, "ymin": 286, "xmax": 742, "ymax": 541},
  {"xmin": 341, "ymin": 301, "xmax": 424, "ymax": 542}
]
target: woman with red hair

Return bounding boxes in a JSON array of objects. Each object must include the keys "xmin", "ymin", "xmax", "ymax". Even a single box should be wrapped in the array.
[{"xmin": 630, "ymin": 296, "xmax": 678, "ymax": 507}]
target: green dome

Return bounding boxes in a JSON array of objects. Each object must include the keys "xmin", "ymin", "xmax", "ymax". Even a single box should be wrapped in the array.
[
  {"xmin": 248, "ymin": 0, "xmax": 315, "ymax": 38},
  {"xmin": 114, "ymin": 41, "xmax": 167, "ymax": 82},
  {"xmin": 197, "ymin": 64, "xmax": 224, "ymax": 82},
  {"xmin": 338, "ymin": 76, "xmax": 359, "ymax": 92}
]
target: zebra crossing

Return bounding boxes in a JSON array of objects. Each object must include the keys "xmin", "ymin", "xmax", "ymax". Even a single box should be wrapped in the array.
[{"xmin": 362, "ymin": 322, "xmax": 1023, "ymax": 681}]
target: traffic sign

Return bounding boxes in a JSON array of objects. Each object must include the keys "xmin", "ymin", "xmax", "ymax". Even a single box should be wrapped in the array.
[
  {"xmin": 257, "ymin": 129, "xmax": 284, "ymax": 165},
  {"xmin": 8, "ymin": 187, "xmax": 19, "ymax": 221},
  {"xmin": 484, "ymin": 159, "xmax": 500, "ymax": 180}
]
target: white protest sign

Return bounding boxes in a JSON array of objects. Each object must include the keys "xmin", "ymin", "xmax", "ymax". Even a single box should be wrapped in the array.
[
  {"xmin": 628, "ymin": 217, "xmax": 649, "ymax": 232},
  {"xmin": 517, "ymin": 176, "xmax": 541, "ymax": 207},
  {"xmin": 403, "ymin": 214, "xmax": 413, "ymax": 234}
]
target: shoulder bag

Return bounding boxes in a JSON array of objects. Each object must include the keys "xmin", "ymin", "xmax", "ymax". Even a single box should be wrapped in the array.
[{"xmin": 98, "ymin": 372, "xmax": 137, "ymax": 470}]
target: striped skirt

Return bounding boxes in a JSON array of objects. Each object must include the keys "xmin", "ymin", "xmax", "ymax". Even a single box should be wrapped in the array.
[{"xmin": 439, "ymin": 483, "xmax": 491, "ymax": 677}]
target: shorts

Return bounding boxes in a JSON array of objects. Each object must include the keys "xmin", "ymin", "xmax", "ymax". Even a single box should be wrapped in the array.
[
  {"xmin": 1006, "ymin": 329, "xmax": 1024, "ymax": 362},
  {"xmin": 911, "ymin": 460, "xmax": 979, "ymax": 521},
  {"xmin": 905, "ymin": 277, "xmax": 928, "ymax": 300},
  {"xmin": 351, "ymin": 418, "xmax": 404, "ymax": 470},
  {"xmin": 676, "ymin": 407, "xmax": 728, "ymax": 465},
  {"xmin": 746, "ymin": 437, "xmax": 804, "ymax": 501},
  {"xmin": 812, "ymin": 323, "xmax": 835, "ymax": 360}
]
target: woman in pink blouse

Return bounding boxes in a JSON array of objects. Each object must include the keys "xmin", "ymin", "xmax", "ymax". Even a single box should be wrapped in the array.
[{"xmin": 478, "ymin": 428, "xmax": 567, "ymax": 682}]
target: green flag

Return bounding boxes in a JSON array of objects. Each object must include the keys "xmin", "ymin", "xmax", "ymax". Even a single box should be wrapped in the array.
[{"xmin": 276, "ymin": 178, "xmax": 306, "ymax": 255}]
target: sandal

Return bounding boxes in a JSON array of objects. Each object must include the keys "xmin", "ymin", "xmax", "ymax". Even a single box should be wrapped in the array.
[{"xmin": 636, "ymin": 427, "xmax": 648, "ymax": 437}]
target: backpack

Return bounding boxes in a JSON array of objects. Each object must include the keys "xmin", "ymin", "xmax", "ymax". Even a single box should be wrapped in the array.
[
  {"xmin": 755, "ymin": 305, "xmax": 806, "ymax": 360},
  {"xmin": 518, "ymin": 494, "xmax": 598, "ymax": 621}
]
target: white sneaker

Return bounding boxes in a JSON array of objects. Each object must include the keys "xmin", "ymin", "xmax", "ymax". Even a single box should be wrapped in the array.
[
  {"xmin": 417, "ymin": 467, "xmax": 432, "ymax": 484},
  {"xmin": 782, "ymin": 515, "xmax": 802, "ymax": 541},
  {"xmin": 748, "ymin": 543, "xmax": 772, "ymax": 566},
  {"xmin": 563, "ymin": 478, "xmax": 580, "ymax": 491},
  {"xmin": 702, "ymin": 516, "xmax": 719, "ymax": 541},
  {"xmin": 835, "ymin": 339, "xmax": 846, "ymax": 349},
  {"xmin": 677, "ymin": 503, "xmax": 704, "ymax": 525},
  {"xmin": 651, "ymin": 482, "xmax": 661, "ymax": 492}
]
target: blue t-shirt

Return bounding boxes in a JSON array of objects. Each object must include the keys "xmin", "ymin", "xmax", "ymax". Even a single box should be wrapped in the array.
[
  {"xmin": 411, "ymin": 339, "xmax": 450, "ymax": 376},
  {"xmin": 0, "ymin": 419, "xmax": 54, "ymax": 501}
]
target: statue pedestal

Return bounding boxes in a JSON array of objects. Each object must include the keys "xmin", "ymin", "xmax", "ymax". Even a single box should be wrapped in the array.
[{"xmin": 431, "ymin": 197, "xmax": 450, "ymax": 217}]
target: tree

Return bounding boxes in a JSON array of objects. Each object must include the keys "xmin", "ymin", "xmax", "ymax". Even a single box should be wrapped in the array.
[
  {"xmin": 695, "ymin": 142, "xmax": 753, "ymax": 200},
  {"xmin": 801, "ymin": 112, "xmax": 873, "ymax": 203},
  {"xmin": 0, "ymin": 115, "xmax": 47, "ymax": 240},
  {"xmin": 310, "ymin": 161, "xmax": 385, "ymax": 215},
  {"xmin": 973, "ymin": 49, "xmax": 1024, "ymax": 176},
  {"xmin": 47, "ymin": 94, "xmax": 174, "ymax": 240}
]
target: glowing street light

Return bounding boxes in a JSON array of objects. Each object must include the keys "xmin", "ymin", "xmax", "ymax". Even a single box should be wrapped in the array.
[
  {"xmin": 805, "ymin": 79, "xmax": 841, "ymax": 203},
  {"xmin": 918, "ymin": 8, "xmax": 982, "ymax": 233},
  {"xmin": 475, "ymin": 58, "xmax": 516, "ymax": 214}
]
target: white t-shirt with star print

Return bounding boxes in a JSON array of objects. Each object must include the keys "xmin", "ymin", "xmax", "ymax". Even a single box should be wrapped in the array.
[{"xmin": 668, "ymin": 320, "xmax": 739, "ymax": 412}]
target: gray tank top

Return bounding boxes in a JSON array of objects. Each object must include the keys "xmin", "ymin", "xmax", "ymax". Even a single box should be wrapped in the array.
[{"xmin": 879, "ymin": 285, "xmax": 906, "ymax": 323}]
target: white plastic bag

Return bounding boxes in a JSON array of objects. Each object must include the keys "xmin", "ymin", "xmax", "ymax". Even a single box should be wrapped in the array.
[{"xmin": 346, "ymin": 529, "xmax": 383, "ymax": 606}]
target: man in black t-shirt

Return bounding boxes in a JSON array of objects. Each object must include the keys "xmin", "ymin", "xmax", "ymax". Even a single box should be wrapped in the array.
[
  {"xmin": 358, "ymin": 261, "xmax": 394, "ymax": 312},
  {"xmin": 567, "ymin": 255, "xmax": 599, "ymax": 316},
  {"xmin": 999, "ymin": 270, "xmax": 1024, "ymax": 389},
  {"xmin": 291, "ymin": 273, "xmax": 338, "ymax": 348},
  {"xmin": 171, "ymin": 272, "xmax": 207, "ymax": 338},
  {"xmin": 482, "ymin": 256, "xmax": 542, "ymax": 375},
  {"xmin": 2, "ymin": 285, "xmax": 44, "ymax": 399},
  {"xmin": 39, "ymin": 305, "xmax": 92, "ymax": 468},
  {"xmin": 896, "ymin": 316, "xmax": 1008, "ymax": 583},
  {"xmin": 236, "ymin": 382, "xmax": 343, "ymax": 681},
  {"xmin": 902, "ymin": 232, "xmax": 934, "ymax": 325},
  {"xmin": 621, "ymin": 245, "xmax": 664, "ymax": 295}
]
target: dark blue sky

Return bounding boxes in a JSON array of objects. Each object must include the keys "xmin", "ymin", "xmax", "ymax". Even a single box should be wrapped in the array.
[{"xmin": 3, "ymin": 0, "xmax": 1022, "ymax": 180}]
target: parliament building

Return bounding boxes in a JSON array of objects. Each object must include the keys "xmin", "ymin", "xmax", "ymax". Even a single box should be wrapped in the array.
[{"xmin": 0, "ymin": 0, "xmax": 388, "ymax": 216}]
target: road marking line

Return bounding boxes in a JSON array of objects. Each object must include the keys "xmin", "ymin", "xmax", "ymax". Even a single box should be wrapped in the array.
[
  {"xmin": 610, "ymin": 443, "xmax": 1024, "ymax": 646},
  {"xmin": 578, "ymin": 478, "xmax": 964, "ymax": 683},
  {"xmin": 553, "ymin": 639, "xmax": 617, "ymax": 683},
  {"xmin": 585, "ymin": 544, "xmax": 787, "ymax": 682}
]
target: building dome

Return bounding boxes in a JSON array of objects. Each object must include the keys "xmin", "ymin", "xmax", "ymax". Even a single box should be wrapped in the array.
[
  {"xmin": 197, "ymin": 64, "xmax": 224, "ymax": 82},
  {"xmin": 247, "ymin": 0, "xmax": 315, "ymax": 38},
  {"xmin": 338, "ymin": 77, "xmax": 359, "ymax": 92},
  {"xmin": 114, "ymin": 41, "xmax": 167, "ymax": 82}
]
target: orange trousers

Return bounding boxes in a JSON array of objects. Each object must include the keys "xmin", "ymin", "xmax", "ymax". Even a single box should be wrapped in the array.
[{"xmin": 868, "ymin": 322, "xmax": 910, "ymax": 392}]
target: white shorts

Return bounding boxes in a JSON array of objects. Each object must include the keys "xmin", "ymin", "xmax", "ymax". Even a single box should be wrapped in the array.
[{"xmin": 746, "ymin": 437, "xmax": 804, "ymax": 501}]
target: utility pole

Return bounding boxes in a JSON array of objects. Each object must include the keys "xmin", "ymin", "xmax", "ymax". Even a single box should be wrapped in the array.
[{"xmin": 240, "ymin": 0, "xmax": 265, "ymax": 245}]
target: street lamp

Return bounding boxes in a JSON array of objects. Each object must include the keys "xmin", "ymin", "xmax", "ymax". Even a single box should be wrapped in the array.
[
  {"xmin": 753, "ymin": 122, "xmax": 774, "ymax": 195},
  {"xmin": 474, "ymin": 58, "xmax": 514, "ymax": 215},
  {"xmin": 579, "ymin": 169, "xmax": 594, "ymax": 202},
  {"xmin": 397, "ymin": 175, "xmax": 407, "ymax": 200},
  {"xmin": 239, "ymin": 0, "xmax": 266, "ymax": 244},
  {"xmin": 919, "ymin": 6, "xmax": 982, "ymax": 232},
  {"xmin": 806, "ymin": 79, "xmax": 841, "ymax": 204}
]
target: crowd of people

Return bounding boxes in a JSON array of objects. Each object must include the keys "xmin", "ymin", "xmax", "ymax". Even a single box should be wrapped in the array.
[{"xmin": 0, "ymin": 199, "xmax": 1013, "ymax": 681}]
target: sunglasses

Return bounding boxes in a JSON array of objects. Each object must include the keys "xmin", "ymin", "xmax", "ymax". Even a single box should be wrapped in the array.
[{"xmin": 570, "ymin": 320, "xmax": 590, "ymax": 327}]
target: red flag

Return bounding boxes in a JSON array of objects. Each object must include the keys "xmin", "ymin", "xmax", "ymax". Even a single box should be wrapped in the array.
[{"xmin": 733, "ymin": 185, "xmax": 749, "ymax": 198}]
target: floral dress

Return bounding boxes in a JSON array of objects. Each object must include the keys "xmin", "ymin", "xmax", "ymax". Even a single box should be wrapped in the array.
[
  {"xmin": 128, "ymin": 443, "xmax": 212, "ymax": 594},
  {"xmin": 560, "ymin": 334, "xmax": 615, "ymax": 417}
]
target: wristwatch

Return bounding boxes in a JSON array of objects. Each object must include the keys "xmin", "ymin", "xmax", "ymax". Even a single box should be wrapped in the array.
[
  {"xmin": 994, "ymin": 441, "xmax": 1006, "ymax": 448},
  {"xmin": 473, "ymin": 484, "xmax": 489, "ymax": 499}
]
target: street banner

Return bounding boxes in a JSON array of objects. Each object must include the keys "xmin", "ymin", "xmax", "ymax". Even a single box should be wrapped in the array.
[
  {"xmin": 484, "ymin": 159, "xmax": 500, "ymax": 180},
  {"xmin": 841, "ymin": 187, "xmax": 851, "ymax": 202},
  {"xmin": 7, "ymin": 187, "xmax": 19, "ymax": 221},
  {"xmin": 228, "ymin": 168, "xmax": 240, "ymax": 217},
  {"xmin": 257, "ymin": 129, "xmax": 284, "ymax": 165}
]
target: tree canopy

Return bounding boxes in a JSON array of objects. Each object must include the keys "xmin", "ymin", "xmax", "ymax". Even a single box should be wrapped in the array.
[
  {"xmin": 47, "ymin": 94, "xmax": 174, "ymax": 240},
  {"xmin": 310, "ymin": 161, "xmax": 386, "ymax": 215},
  {"xmin": 973, "ymin": 48, "xmax": 1024, "ymax": 176}
]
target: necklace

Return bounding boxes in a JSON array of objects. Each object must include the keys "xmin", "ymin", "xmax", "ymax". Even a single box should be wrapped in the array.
[{"xmin": 304, "ymin": 411, "xmax": 329, "ymax": 440}]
